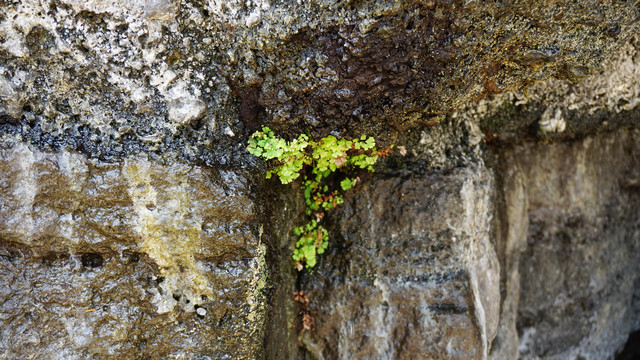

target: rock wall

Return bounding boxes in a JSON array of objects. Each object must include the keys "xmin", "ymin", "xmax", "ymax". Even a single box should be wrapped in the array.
[
  {"xmin": 1, "ymin": 0, "xmax": 640, "ymax": 359},
  {"xmin": 0, "ymin": 138, "xmax": 266, "ymax": 358},
  {"xmin": 489, "ymin": 129, "xmax": 640, "ymax": 359},
  {"xmin": 298, "ymin": 119, "xmax": 640, "ymax": 360},
  {"xmin": 300, "ymin": 162, "xmax": 499, "ymax": 359},
  {"xmin": 1, "ymin": 0, "xmax": 638, "ymax": 155}
]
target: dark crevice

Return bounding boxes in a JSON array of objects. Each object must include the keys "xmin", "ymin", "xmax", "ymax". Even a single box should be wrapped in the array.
[{"xmin": 616, "ymin": 329, "xmax": 640, "ymax": 360}]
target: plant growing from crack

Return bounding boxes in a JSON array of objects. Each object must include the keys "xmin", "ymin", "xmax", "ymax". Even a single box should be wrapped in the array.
[{"xmin": 247, "ymin": 126, "xmax": 389, "ymax": 270}]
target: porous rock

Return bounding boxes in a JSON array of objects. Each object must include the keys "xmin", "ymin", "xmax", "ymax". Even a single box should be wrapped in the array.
[
  {"xmin": 0, "ymin": 137, "xmax": 266, "ymax": 359},
  {"xmin": 1, "ymin": 0, "xmax": 640, "ymax": 358},
  {"xmin": 1, "ymin": 0, "xmax": 638, "ymax": 163}
]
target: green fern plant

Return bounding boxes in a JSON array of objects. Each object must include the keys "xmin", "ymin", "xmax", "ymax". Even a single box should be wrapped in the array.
[{"xmin": 247, "ymin": 126, "xmax": 387, "ymax": 270}]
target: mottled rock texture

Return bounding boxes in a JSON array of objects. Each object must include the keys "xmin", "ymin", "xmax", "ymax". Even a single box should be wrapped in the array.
[
  {"xmin": 1, "ymin": 0, "xmax": 639, "ymax": 162},
  {"xmin": 300, "ymin": 162, "xmax": 498, "ymax": 359},
  {"xmin": 490, "ymin": 129, "xmax": 640, "ymax": 360},
  {"xmin": 0, "ymin": 139, "xmax": 266, "ymax": 359},
  {"xmin": 1, "ymin": 0, "xmax": 640, "ymax": 359},
  {"xmin": 458, "ymin": 34, "xmax": 640, "ymax": 144}
]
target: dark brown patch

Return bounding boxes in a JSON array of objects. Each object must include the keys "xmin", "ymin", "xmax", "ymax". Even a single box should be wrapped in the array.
[{"xmin": 231, "ymin": 83, "xmax": 264, "ymax": 138}]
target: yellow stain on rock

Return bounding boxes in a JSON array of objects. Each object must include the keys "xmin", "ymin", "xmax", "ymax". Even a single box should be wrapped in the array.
[{"xmin": 123, "ymin": 156, "xmax": 212, "ymax": 313}]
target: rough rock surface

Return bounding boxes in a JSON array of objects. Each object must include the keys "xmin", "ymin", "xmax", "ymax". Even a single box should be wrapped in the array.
[
  {"xmin": 1, "ymin": 0, "xmax": 638, "ymax": 163},
  {"xmin": 489, "ymin": 129, "xmax": 640, "ymax": 360},
  {"xmin": 457, "ymin": 34, "xmax": 640, "ymax": 144},
  {"xmin": 300, "ymin": 162, "xmax": 499, "ymax": 359},
  {"xmin": 1, "ymin": 0, "xmax": 640, "ymax": 358},
  {"xmin": 0, "ymin": 137, "xmax": 266, "ymax": 359}
]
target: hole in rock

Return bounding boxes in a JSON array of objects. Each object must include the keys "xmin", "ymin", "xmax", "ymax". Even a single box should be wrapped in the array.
[{"xmin": 81, "ymin": 253, "xmax": 104, "ymax": 268}]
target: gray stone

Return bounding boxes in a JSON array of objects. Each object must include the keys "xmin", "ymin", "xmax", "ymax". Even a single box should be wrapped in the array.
[
  {"xmin": 0, "ymin": 69, "xmax": 23, "ymax": 117},
  {"xmin": 166, "ymin": 84, "xmax": 207, "ymax": 126},
  {"xmin": 458, "ymin": 35, "xmax": 640, "ymax": 144},
  {"xmin": 1, "ymin": 0, "xmax": 638, "ymax": 164},
  {"xmin": 144, "ymin": 0, "xmax": 177, "ymax": 22},
  {"xmin": 1, "ymin": 0, "xmax": 640, "ymax": 357},
  {"xmin": 301, "ymin": 163, "xmax": 499, "ymax": 359},
  {"xmin": 487, "ymin": 128, "xmax": 640, "ymax": 360}
]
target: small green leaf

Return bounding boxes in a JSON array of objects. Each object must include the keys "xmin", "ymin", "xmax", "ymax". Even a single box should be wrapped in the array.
[{"xmin": 340, "ymin": 178, "xmax": 354, "ymax": 191}]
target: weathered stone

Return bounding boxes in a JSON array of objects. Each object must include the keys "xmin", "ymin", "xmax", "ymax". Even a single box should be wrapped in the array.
[
  {"xmin": 1, "ymin": 0, "xmax": 640, "ymax": 357},
  {"xmin": 458, "ymin": 35, "xmax": 640, "ymax": 144},
  {"xmin": 488, "ymin": 128, "xmax": 640, "ymax": 360},
  {"xmin": 0, "ymin": 137, "xmax": 266, "ymax": 359},
  {"xmin": 487, "ymin": 149, "xmax": 529, "ymax": 360},
  {"xmin": 262, "ymin": 185, "xmax": 307, "ymax": 359},
  {"xmin": 300, "ymin": 163, "xmax": 499, "ymax": 359},
  {"xmin": 1, "ymin": 0, "xmax": 638, "ymax": 164}
]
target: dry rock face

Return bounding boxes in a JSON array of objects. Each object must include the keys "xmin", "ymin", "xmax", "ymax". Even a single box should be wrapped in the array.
[
  {"xmin": 1, "ymin": 0, "xmax": 640, "ymax": 359},
  {"xmin": 301, "ymin": 163, "xmax": 499, "ymax": 359},
  {"xmin": 491, "ymin": 130, "xmax": 640, "ymax": 360}
]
